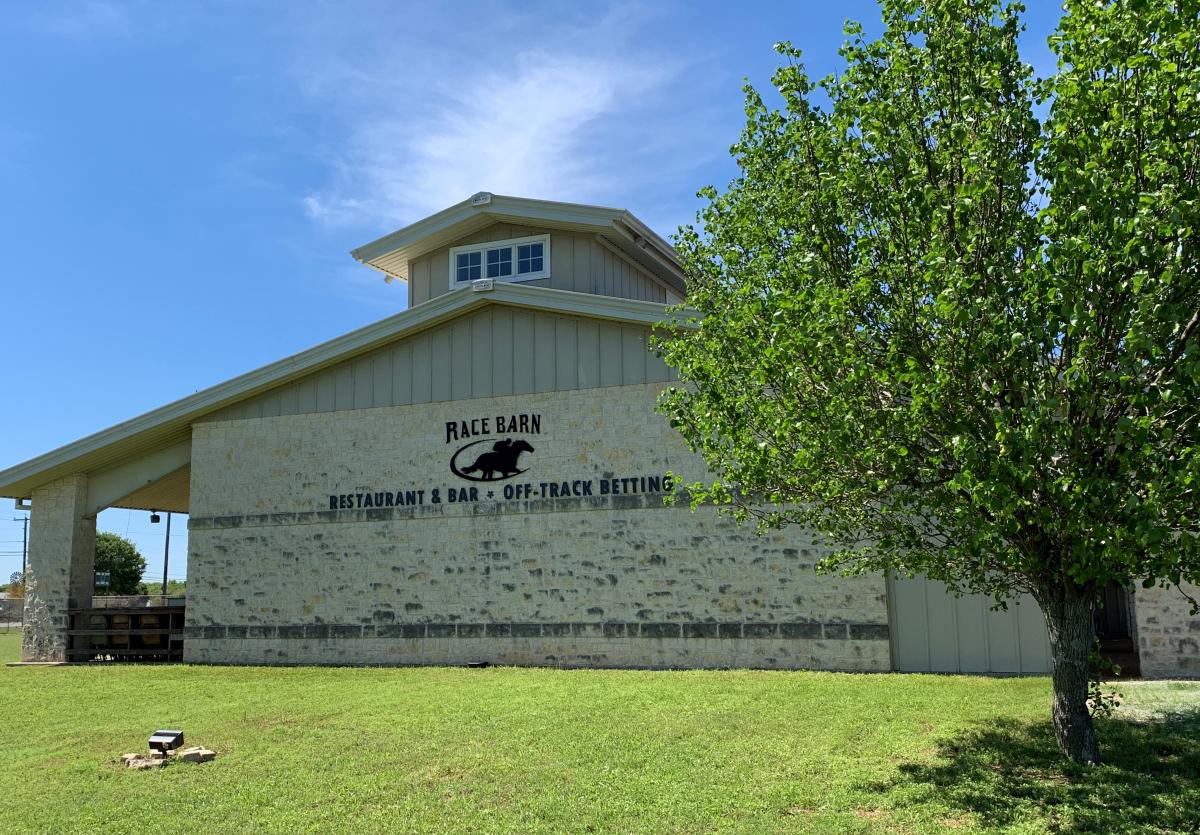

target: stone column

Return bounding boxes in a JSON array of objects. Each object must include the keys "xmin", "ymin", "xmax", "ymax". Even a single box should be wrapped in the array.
[{"xmin": 21, "ymin": 474, "xmax": 96, "ymax": 662}]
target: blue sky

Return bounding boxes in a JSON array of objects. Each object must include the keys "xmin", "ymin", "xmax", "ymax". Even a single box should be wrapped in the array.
[{"xmin": 0, "ymin": 0, "xmax": 1064, "ymax": 586}]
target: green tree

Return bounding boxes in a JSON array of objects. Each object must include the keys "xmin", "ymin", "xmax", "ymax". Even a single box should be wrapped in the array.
[
  {"xmin": 657, "ymin": 0, "xmax": 1199, "ymax": 764},
  {"xmin": 94, "ymin": 532, "xmax": 146, "ymax": 595}
]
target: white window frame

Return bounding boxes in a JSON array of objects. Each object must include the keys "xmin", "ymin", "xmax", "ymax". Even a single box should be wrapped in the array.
[{"xmin": 448, "ymin": 234, "xmax": 551, "ymax": 289}]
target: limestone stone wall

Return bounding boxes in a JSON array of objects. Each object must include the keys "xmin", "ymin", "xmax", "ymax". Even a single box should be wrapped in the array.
[
  {"xmin": 1135, "ymin": 581, "xmax": 1200, "ymax": 678},
  {"xmin": 186, "ymin": 383, "xmax": 890, "ymax": 670},
  {"xmin": 22, "ymin": 473, "xmax": 95, "ymax": 661}
]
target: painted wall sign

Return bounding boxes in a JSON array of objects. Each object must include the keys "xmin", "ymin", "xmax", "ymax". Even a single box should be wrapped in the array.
[
  {"xmin": 450, "ymin": 438, "xmax": 535, "ymax": 481},
  {"xmin": 321, "ymin": 411, "xmax": 672, "ymax": 513}
]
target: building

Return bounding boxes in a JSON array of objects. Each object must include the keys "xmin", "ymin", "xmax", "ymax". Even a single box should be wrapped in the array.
[{"xmin": 2, "ymin": 194, "xmax": 1196, "ymax": 675}]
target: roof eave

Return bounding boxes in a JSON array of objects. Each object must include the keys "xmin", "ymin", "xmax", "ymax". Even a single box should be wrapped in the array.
[
  {"xmin": 0, "ymin": 284, "xmax": 693, "ymax": 499},
  {"xmin": 350, "ymin": 195, "xmax": 687, "ymax": 293}
]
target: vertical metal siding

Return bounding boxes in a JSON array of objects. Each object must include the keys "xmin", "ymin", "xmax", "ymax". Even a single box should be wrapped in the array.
[
  {"xmin": 203, "ymin": 308, "xmax": 675, "ymax": 423},
  {"xmin": 491, "ymin": 308, "xmax": 514, "ymax": 396},
  {"xmin": 406, "ymin": 226, "xmax": 671, "ymax": 305},
  {"xmin": 889, "ymin": 573, "xmax": 1051, "ymax": 674}
]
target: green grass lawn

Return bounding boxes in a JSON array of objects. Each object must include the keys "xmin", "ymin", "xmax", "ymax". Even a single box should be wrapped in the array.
[{"xmin": 1, "ymin": 630, "xmax": 1197, "ymax": 834}]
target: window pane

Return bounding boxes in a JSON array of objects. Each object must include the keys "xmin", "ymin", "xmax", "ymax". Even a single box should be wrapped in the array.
[
  {"xmin": 517, "ymin": 242, "xmax": 544, "ymax": 274},
  {"xmin": 486, "ymin": 247, "xmax": 512, "ymax": 278},
  {"xmin": 457, "ymin": 251, "xmax": 482, "ymax": 282}
]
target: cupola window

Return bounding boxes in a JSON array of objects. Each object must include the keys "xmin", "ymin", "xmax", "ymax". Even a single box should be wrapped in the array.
[{"xmin": 449, "ymin": 234, "xmax": 550, "ymax": 288}]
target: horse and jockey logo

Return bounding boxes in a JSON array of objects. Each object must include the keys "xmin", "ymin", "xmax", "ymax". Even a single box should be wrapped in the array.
[{"xmin": 450, "ymin": 437, "xmax": 535, "ymax": 482}]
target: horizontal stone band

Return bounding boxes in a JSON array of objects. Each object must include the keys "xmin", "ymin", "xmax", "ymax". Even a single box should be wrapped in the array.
[
  {"xmin": 188, "ymin": 492, "xmax": 681, "ymax": 531},
  {"xmin": 186, "ymin": 621, "xmax": 890, "ymax": 641}
]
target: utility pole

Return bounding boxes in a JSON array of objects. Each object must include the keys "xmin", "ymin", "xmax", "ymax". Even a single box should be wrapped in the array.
[
  {"xmin": 161, "ymin": 511, "xmax": 172, "ymax": 596},
  {"xmin": 12, "ymin": 515, "xmax": 28, "ymax": 575}
]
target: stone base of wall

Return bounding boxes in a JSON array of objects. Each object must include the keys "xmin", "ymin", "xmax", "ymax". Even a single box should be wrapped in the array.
[
  {"xmin": 1135, "ymin": 581, "xmax": 1200, "ymax": 679},
  {"xmin": 184, "ymin": 634, "xmax": 890, "ymax": 672}
]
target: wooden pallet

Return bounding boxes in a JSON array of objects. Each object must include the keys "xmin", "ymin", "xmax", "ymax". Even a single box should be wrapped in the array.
[{"xmin": 66, "ymin": 606, "xmax": 185, "ymax": 663}]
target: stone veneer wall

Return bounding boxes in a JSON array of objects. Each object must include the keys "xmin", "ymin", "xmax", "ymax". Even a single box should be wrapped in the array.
[
  {"xmin": 21, "ymin": 473, "xmax": 95, "ymax": 661},
  {"xmin": 186, "ymin": 383, "xmax": 890, "ymax": 670},
  {"xmin": 1135, "ymin": 581, "xmax": 1200, "ymax": 678}
]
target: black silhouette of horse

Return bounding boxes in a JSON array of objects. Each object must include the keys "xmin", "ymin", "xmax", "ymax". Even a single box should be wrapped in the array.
[{"xmin": 459, "ymin": 438, "xmax": 535, "ymax": 480}]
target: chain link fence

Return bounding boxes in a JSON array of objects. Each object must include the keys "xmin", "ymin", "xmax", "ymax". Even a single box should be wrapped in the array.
[{"xmin": 0, "ymin": 597, "xmax": 24, "ymax": 632}]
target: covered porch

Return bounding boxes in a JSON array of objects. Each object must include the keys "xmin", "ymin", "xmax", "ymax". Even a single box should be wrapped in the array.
[{"xmin": 12, "ymin": 439, "xmax": 190, "ymax": 663}]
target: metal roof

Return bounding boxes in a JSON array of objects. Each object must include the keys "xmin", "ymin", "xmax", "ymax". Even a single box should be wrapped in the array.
[
  {"xmin": 0, "ymin": 283, "xmax": 689, "ymax": 500},
  {"xmin": 350, "ymin": 193, "xmax": 686, "ymax": 294}
]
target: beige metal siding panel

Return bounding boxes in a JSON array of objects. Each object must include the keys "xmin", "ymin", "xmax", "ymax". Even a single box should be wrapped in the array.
[
  {"xmin": 555, "ymin": 317, "xmax": 578, "ymax": 390},
  {"xmin": 450, "ymin": 320, "xmax": 473, "ymax": 401},
  {"xmin": 577, "ymin": 319, "xmax": 600, "ymax": 389},
  {"xmin": 431, "ymin": 328, "xmax": 453, "ymax": 402},
  {"xmin": 550, "ymin": 232, "xmax": 572, "ymax": 292},
  {"xmin": 645, "ymin": 343, "xmax": 670, "ymax": 384},
  {"xmin": 372, "ymin": 351, "xmax": 393, "ymax": 407},
  {"xmin": 259, "ymin": 393, "xmax": 281, "ymax": 419},
  {"xmin": 574, "ymin": 237, "xmax": 592, "ymax": 293},
  {"xmin": 200, "ymin": 303, "xmax": 678, "ymax": 422},
  {"xmin": 427, "ymin": 250, "xmax": 449, "ymax": 302},
  {"xmin": 598, "ymin": 322, "xmax": 623, "ymax": 387},
  {"xmin": 334, "ymin": 366, "xmax": 355, "ymax": 410},
  {"xmin": 891, "ymin": 573, "xmax": 1051, "ymax": 674},
  {"xmin": 391, "ymin": 342, "xmax": 412, "ymax": 405},
  {"xmin": 891, "ymin": 574, "xmax": 931, "ymax": 671},
  {"xmin": 954, "ymin": 593, "xmax": 990, "ymax": 671},
  {"xmin": 533, "ymin": 313, "xmax": 556, "ymax": 393},
  {"xmin": 924, "ymin": 579, "xmax": 960, "ymax": 672},
  {"xmin": 353, "ymin": 356, "xmax": 374, "ymax": 410},
  {"xmin": 411, "ymin": 257, "xmax": 429, "ymax": 307},
  {"xmin": 1016, "ymin": 602, "xmax": 1051, "ymax": 672},
  {"xmin": 986, "ymin": 607, "xmax": 1022, "ymax": 673},
  {"xmin": 491, "ymin": 308, "xmax": 514, "ymax": 396},
  {"xmin": 277, "ymin": 383, "xmax": 299, "ymax": 416},
  {"xmin": 471, "ymin": 311, "xmax": 493, "ymax": 399},
  {"xmin": 316, "ymin": 371, "xmax": 336, "ymax": 412},
  {"xmin": 621, "ymin": 327, "xmax": 647, "ymax": 385},
  {"xmin": 296, "ymin": 378, "xmax": 317, "ymax": 413},
  {"xmin": 512, "ymin": 310, "xmax": 535, "ymax": 394},
  {"xmin": 410, "ymin": 333, "xmax": 433, "ymax": 404}
]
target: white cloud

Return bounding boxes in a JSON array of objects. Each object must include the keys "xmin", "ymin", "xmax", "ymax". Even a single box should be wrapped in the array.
[
  {"xmin": 294, "ymin": 4, "xmax": 697, "ymax": 232},
  {"xmin": 303, "ymin": 50, "xmax": 669, "ymax": 226}
]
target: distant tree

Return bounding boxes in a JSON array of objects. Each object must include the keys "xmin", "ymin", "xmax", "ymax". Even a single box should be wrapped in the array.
[
  {"xmin": 137, "ymin": 579, "xmax": 186, "ymax": 597},
  {"xmin": 95, "ymin": 533, "xmax": 146, "ymax": 595},
  {"xmin": 6, "ymin": 572, "xmax": 23, "ymax": 598},
  {"xmin": 658, "ymin": 0, "xmax": 1199, "ymax": 765}
]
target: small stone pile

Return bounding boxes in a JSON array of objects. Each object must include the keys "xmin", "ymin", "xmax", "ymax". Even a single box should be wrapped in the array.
[{"xmin": 122, "ymin": 746, "xmax": 217, "ymax": 770}]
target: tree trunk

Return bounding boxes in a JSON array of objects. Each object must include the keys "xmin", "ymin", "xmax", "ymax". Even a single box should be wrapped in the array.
[{"xmin": 1038, "ymin": 584, "xmax": 1101, "ymax": 764}]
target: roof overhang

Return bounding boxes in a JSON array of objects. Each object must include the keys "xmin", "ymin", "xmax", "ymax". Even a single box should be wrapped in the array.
[
  {"xmin": 0, "ymin": 283, "xmax": 695, "ymax": 501},
  {"xmin": 350, "ymin": 193, "xmax": 687, "ymax": 295}
]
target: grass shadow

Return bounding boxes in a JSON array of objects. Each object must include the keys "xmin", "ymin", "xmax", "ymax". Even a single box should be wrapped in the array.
[{"xmin": 877, "ymin": 706, "xmax": 1200, "ymax": 833}]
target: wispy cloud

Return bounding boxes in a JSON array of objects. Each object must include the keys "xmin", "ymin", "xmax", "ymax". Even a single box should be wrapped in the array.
[
  {"xmin": 303, "ymin": 50, "xmax": 669, "ymax": 226},
  {"xmin": 293, "ymin": 3, "xmax": 707, "ymax": 234}
]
